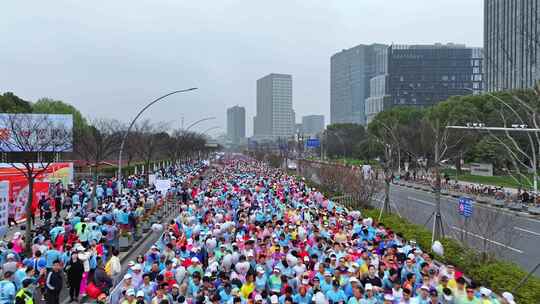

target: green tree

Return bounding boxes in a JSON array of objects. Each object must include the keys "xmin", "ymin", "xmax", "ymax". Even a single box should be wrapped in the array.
[
  {"xmin": 32, "ymin": 98, "xmax": 88, "ymax": 131},
  {"xmin": 325, "ymin": 123, "xmax": 367, "ymax": 159},
  {"xmin": 0, "ymin": 92, "xmax": 33, "ymax": 113}
]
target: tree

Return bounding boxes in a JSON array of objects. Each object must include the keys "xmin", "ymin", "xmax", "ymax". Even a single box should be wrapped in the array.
[
  {"xmin": 481, "ymin": 89, "xmax": 540, "ymax": 191},
  {"xmin": 165, "ymin": 129, "xmax": 208, "ymax": 166},
  {"xmin": 324, "ymin": 123, "xmax": 368, "ymax": 159},
  {"xmin": 419, "ymin": 99, "xmax": 479, "ymax": 243},
  {"xmin": 0, "ymin": 92, "xmax": 33, "ymax": 113},
  {"xmin": 0, "ymin": 113, "xmax": 72, "ymax": 253},
  {"xmin": 75, "ymin": 119, "xmax": 123, "ymax": 207},
  {"xmin": 368, "ymin": 107, "xmax": 424, "ymax": 218},
  {"xmin": 131, "ymin": 120, "xmax": 169, "ymax": 183},
  {"xmin": 32, "ymin": 98, "xmax": 88, "ymax": 132}
]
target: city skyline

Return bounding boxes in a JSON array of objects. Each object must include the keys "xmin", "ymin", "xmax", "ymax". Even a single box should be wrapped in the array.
[{"xmin": 0, "ymin": 1, "xmax": 483, "ymax": 136}]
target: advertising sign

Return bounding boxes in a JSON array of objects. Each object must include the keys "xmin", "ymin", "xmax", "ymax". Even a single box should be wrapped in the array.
[
  {"xmin": 306, "ymin": 138, "xmax": 320, "ymax": 148},
  {"xmin": 470, "ymin": 163, "xmax": 493, "ymax": 177},
  {"xmin": 0, "ymin": 181, "xmax": 9, "ymax": 237},
  {"xmin": 458, "ymin": 197, "xmax": 473, "ymax": 217},
  {"xmin": 155, "ymin": 179, "xmax": 172, "ymax": 195},
  {"xmin": 0, "ymin": 163, "xmax": 73, "ymax": 221},
  {"xmin": 0, "ymin": 113, "xmax": 73, "ymax": 152}
]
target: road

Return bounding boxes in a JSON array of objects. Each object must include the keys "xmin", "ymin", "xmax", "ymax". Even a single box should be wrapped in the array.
[{"xmin": 383, "ymin": 184, "xmax": 540, "ymax": 276}]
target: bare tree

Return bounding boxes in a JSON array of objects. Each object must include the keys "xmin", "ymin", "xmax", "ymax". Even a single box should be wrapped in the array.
[
  {"xmin": 368, "ymin": 119, "xmax": 401, "ymax": 218},
  {"xmin": 0, "ymin": 113, "xmax": 72, "ymax": 253},
  {"xmin": 131, "ymin": 120, "xmax": 169, "ymax": 183},
  {"xmin": 75, "ymin": 118, "xmax": 123, "ymax": 207}
]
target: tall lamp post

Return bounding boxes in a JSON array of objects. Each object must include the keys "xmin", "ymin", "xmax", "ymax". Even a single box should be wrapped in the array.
[
  {"xmin": 117, "ymin": 88, "xmax": 197, "ymax": 193},
  {"xmin": 185, "ymin": 117, "xmax": 216, "ymax": 131},
  {"xmin": 202, "ymin": 126, "xmax": 222, "ymax": 136}
]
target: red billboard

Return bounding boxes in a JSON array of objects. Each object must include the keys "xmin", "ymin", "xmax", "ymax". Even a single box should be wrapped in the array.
[{"xmin": 0, "ymin": 163, "xmax": 73, "ymax": 221}]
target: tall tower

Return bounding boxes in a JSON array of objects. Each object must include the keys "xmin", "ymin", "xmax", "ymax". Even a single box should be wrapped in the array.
[
  {"xmin": 253, "ymin": 73, "xmax": 293, "ymax": 140},
  {"xmin": 226, "ymin": 106, "xmax": 246, "ymax": 145}
]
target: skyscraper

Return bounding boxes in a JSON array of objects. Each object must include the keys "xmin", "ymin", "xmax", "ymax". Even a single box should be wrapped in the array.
[
  {"xmin": 330, "ymin": 44, "xmax": 388, "ymax": 125},
  {"xmin": 253, "ymin": 73, "xmax": 294, "ymax": 140},
  {"xmin": 365, "ymin": 44, "xmax": 483, "ymax": 123},
  {"xmin": 301, "ymin": 115, "xmax": 325, "ymax": 136},
  {"xmin": 484, "ymin": 0, "xmax": 540, "ymax": 91},
  {"xmin": 227, "ymin": 106, "xmax": 246, "ymax": 145}
]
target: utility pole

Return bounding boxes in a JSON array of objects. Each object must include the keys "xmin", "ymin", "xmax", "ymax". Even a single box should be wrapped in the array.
[{"xmin": 432, "ymin": 119, "xmax": 445, "ymax": 243}]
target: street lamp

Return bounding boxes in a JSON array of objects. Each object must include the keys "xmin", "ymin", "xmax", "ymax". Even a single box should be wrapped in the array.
[
  {"xmin": 185, "ymin": 117, "xmax": 216, "ymax": 131},
  {"xmin": 202, "ymin": 126, "xmax": 222, "ymax": 136},
  {"xmin": 117, "ymin": 88, "xmax": 197, "ymax": 193}
]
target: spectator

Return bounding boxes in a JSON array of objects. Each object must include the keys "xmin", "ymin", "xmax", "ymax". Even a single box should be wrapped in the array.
[
  {"xmin": 45, "ymin": 260, "xmax": 63, "ymax": 304},
  {"xmin": 65, "ymin": 252, "xmax": 84, "ymax": 302}
]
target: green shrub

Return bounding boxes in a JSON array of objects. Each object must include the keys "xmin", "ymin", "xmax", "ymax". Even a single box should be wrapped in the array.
[{"xmin": 362, "ymin": 209, "xmax": 540, "ymax": 304}]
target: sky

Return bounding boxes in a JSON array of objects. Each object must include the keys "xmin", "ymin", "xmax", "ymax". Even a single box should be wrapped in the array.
[{"xmin": 0, "ymin": 0, "xmax": 483, "ymax": 137}]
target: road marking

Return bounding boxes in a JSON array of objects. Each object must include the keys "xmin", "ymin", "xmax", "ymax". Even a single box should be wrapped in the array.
[
  {"xmin": 407, "ymin": 196, "xmax": 436, "ymax": 206},
  {"xmin": 451, "ymin": 226, "xmax": 524, "ymax": 254},
  {"xmin": 514, "ymin": 226, "xmax": 540, "ymax": 237},
  {"xmin": 394, "ymin": 185, "xmax": 540, "ymax": 224}
]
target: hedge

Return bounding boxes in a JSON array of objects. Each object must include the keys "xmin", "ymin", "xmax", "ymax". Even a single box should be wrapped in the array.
[
  {"xmin": 361, "ymin": 209, "xmax": 540, "ymax": 304},
  {"xmin": 294, "ymin": 168, "xmax": 540, "ymax": 303}
]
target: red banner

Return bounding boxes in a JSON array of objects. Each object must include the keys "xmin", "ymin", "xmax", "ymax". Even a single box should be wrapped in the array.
[{"xmin": 0, "ymin": 163, "xmax": 72, "ymax": 221}]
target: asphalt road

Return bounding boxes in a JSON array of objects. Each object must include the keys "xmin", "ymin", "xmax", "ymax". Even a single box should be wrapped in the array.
[{"xmin": 380, "ymin": 184, "xmax": 540, "ymax": 276}]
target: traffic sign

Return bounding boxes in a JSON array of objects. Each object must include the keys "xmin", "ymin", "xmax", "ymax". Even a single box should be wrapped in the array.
[
  {"xmin": 306, "ymin": 138, "xmax": 320, "ymax": 148},
  {"xmin": 458, "ymin": 197, "xmax": 473, "ymax": 217}
]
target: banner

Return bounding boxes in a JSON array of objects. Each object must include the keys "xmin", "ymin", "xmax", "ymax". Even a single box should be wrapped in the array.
[
  {"xmin": 154, "ymin": 179, "xmax": 171, "ymax": 195},
  {"xmin": 0, "ymin": 181, "xmax": 9, "ymax": 237},
  {"xmin": 0, "ymin": 163, "xmax": 73, "ymax": 221},
  {"xmin": 148, "ymin": 174, "xmax": 157, "ymax": 186},
  {"xmin": 0, "ymin": 113, "xmax": 73, "ymax": 152}
]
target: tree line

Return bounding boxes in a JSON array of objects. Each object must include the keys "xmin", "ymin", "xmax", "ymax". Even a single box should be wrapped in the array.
[
  {"xmin": 323, "ymin": 88, "xmax": 540, "ymax": 184},
  {"xmin": 0, "ymin": 91, "xmax": 214, "ymax": 178}
]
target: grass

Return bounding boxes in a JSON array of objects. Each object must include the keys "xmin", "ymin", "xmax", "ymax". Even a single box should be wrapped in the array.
[
  {"xmin": 328, "ymin": 157, "xmax": 381, "ymax": 167},
  {"xmin": 442, "ymin": 168, "xmax": 533, "ymax": 189}
]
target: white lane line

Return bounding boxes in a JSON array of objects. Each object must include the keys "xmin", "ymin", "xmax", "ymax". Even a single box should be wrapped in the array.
[
  {"xmin": 407, "ymin": 196, "xmax": 436, "ymax": 206},
  {"xmin": 395, "ymin": 185, "xmax": 540, "ymax": 224},
  {"xmin": 451, "ymin": 226, "xmax": 524, "ymax": 254},
  {"xmin": 514, "ymin": 226, "xmax": 540, "ymax": 237}
]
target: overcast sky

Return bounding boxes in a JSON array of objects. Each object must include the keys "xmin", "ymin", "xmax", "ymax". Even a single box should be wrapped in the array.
[{"xmin": 0, "ymin": 0, "xmax": 483, "ymax": 136}]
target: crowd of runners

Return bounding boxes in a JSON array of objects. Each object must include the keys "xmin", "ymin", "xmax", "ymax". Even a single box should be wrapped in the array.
[
  {"xmin": 0, "ymin": 157, "xmax": 521, "ymax": 303},
  {"xmin": 0, "ymin": 162, "xmax": 206, "ymax": 304},
  {"xmin": 105, "ymin": 157, "xmax": 515, "ymax": 304}
]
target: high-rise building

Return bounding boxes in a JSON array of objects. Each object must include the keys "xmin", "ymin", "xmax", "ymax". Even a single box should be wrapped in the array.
[
  {"xmin": 484, "ymin": 0, "xmax": 540, "ymax": 91},
  {"xmin": 226, "ymin": 106, "xmax": 246, "ymax": 145},
  {"xmin": 253, "ymin": 73, "xmax": 294, "ymax": 140},
  {"xmin": 330, "ymin": 44, "xmax": 388, "ymax": 125},
  {"xmin": 302, "ymin": 115, "xmax": 325, "ymax": 136},
  {"xmin": 365, "ymin": 44, "xmax": 483, "ymax": 123}
]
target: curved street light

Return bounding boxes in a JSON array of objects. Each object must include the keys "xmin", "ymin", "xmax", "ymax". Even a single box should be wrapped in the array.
[
  {"xmin": 201, "ymin": 126, "xmax": 222, "ymax": 136},
  {"xmin": 185, "ymin": 117, "xmax": 216, "ymax": 131},
  {"xmin": 117, "ymin": 88, "xmax": 197, "ymax": 192}
]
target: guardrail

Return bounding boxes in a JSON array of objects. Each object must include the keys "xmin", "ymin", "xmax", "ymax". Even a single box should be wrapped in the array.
[{"xmin": 395, "ymin": 181, "xmax": 540, "ymax": 217}]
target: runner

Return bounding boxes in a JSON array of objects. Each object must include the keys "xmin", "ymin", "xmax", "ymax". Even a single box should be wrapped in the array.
[{"xmin": 106, "ymin": 157, "xmax": 512, "ymax": 304}]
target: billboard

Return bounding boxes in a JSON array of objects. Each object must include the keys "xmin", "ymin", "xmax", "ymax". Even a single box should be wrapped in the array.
[
  {"xmin": 0, "ymin": 163, "xmax": 73, "ymax": 221},
  {"xmin": 0, "ymin": 113, "xmax": 73, "ymax": 152}
]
